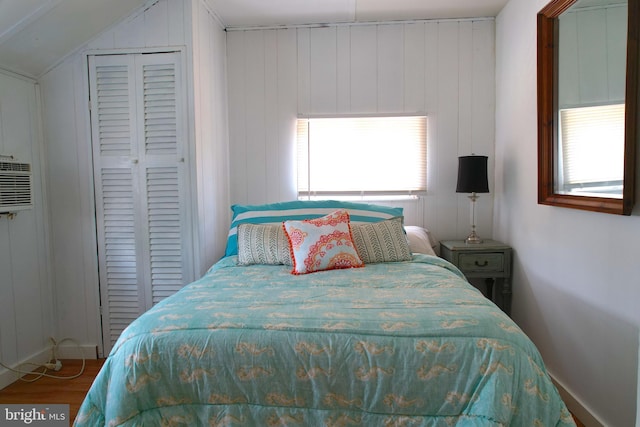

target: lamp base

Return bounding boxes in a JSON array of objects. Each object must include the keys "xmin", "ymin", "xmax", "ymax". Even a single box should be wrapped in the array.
[
  {"xmin": 465, "ymin": 230, "xmax": 483, "ymax": 244},
  {"xmin": 465, "ymin": 193, "xmax": 483, "ymax": 244}
]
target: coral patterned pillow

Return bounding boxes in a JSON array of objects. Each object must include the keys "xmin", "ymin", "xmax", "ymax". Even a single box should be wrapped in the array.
[{"xmin": 283, "ymin": 210, "xmax": 364, "ymax": 275}]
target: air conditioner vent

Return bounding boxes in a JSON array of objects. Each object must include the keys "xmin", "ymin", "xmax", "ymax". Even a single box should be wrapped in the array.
[{"xmin": 0, "ymin": 160, "xmax": 33, "ymax": 212}]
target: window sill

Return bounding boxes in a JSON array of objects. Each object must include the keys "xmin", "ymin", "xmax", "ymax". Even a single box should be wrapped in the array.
[{"xmin": 298, "ymin": 195, "xmax": 421, "ymax": 202}]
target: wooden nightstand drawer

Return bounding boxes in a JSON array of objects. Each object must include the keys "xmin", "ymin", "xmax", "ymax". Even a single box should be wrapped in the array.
[{"xmin": 458, "ymin": 253, "xmax": 504, "ymax": 273}]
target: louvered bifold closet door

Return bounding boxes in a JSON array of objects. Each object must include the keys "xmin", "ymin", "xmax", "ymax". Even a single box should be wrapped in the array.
[
  {"xmin": 89, "ymin": 52, "xmax": 192, "ymax": 354},
  {"xmin": 135, "ymin": 53, "xmax": 192, "ymax": 308}
]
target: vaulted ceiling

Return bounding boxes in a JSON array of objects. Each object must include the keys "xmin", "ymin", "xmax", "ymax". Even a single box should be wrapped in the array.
[{"xmin": 0, "ymin": 0, "xmax": 509, "ymax": 78}]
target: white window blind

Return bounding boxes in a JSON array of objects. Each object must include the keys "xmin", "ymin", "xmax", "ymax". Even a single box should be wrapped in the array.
[
  {"xmin": 558, "ymin": 104, "xmax": 624, "ymax": 196},
  {"xmin": 296, "ymin": 116, "xmax": 427, "ymax": 198}
]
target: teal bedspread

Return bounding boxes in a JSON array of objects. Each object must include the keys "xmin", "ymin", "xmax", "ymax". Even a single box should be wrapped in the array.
[{"xmin": 75, "ymin": 254, "xmax": 575, "ymax": 426}]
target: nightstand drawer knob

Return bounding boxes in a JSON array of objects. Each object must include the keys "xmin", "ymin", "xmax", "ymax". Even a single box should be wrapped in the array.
[{"xmin": 475, "ymin": 260, "xmax": 489, "ymax": 267}]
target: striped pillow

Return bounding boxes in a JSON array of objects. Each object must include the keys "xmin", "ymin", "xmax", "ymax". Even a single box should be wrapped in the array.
[
  {"xmin": 225, "ymin": 200, "xmax": 403, "ymax": 257},
  {"xmin": 237, "ymin": 223, "xmax": 292, "ymax": 265},
  {"xmin": 351, "ymin": 217, "xmax": 412, "ymax": 263}
]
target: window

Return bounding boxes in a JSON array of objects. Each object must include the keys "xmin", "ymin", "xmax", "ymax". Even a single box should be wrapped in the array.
[
  {"xmin": 557, "ymin": 104, "xmax": 624, "ymax": 197},
  {"xmin": 296, "ymin": 115, "xmax": 427, "ymax": 200}
]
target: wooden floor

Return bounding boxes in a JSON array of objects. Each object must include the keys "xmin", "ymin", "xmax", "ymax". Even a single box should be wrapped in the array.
[
  {"xmin": 0, "ymin": 359, "xmax": 104, "ymax": 424},
  {"xmin": 0, "ymin": 359, "xmax": 586, "ymax": 426}
]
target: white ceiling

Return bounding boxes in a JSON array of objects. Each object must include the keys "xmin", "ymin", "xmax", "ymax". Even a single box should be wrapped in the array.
[
  {"xmin": 0, "ymin": 0, "xmax": 509, "ymax": 78},
  {"xmin": 0, "ymin": 0, "xmax": 148, "ymax": 77},
  {"xmin": 207, "ymin": 0, "xmax": 509, "ymax": 28}
]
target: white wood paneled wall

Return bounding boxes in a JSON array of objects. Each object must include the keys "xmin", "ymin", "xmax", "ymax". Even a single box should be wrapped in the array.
[
  {"xmin": 0, "ymin": 71, "xmax": 53, "ymax": 388},
  {"xmin": 227, "ymin": 20, "xmax": 496, "ymax": 243},
  {"xmin": 39, "ymin": 0, "xmax": 229, "ymax": 357},
  {"xmin": 191, "ymin": 0, "xmax": 231, "ymax": 276}
]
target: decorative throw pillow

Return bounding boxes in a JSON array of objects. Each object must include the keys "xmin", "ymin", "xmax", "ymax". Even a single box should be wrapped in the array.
[
  {"xmin": 351, "ymin": 217, "xmax": 413, "ymax": 263},
  {"xmin": 237, "ymin": 223, "xmax": 292, "ymax": 266},
  {"xmin": 283, "ymin": 210, "xmax": 364, "ymax": 275}
]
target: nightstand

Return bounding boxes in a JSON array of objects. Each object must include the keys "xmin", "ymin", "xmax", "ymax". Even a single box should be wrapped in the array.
[{"xmin": 440, "ymin": 240, "xmax": 512, "ymax": 315}]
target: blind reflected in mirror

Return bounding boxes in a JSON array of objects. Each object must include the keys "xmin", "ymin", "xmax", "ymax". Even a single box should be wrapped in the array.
[{"xmin": 558, "ymin": 103, "xmax": 625, "ymax": 197}]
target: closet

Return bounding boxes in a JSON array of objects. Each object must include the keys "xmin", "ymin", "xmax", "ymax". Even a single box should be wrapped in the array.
[{"xmin": 88, "ymin": 51, "xmax": 194, "ymax": 352}]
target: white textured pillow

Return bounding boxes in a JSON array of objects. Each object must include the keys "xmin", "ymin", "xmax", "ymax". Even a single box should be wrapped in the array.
[
  {"xmin": 283, "ymin": 210, "xmax": 364, "ymax": 275},
  {"xmin": 351, "ymin": 217, "xmax": 412, "ymax": 263},
  {"xmin": 404, "ymin": 225, "xmax": 437, "ymax": 256},
  {"xmin": 237, "ymin": 223, "xmax": 292, "ymax": 265}
]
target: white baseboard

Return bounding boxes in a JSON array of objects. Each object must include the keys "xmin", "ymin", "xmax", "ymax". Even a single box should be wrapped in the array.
[
  {"xmin": 0, "ymin": 348, "xmax": 50, "ymax": 390},
  {"xmin": 55, "ymin": 343, "xmax": 98, "ymax": 360},
  {"xmin": 550, "ymin": 372, "xmax": 605, "ymax": 427}
]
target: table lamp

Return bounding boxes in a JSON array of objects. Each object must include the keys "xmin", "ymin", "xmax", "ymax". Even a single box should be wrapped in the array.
[{"xmin": 456, "ymin": 155, "xmax": 489, "ymax": 244}]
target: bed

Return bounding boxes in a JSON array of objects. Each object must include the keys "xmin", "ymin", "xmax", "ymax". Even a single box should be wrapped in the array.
[{"xmin": 75, "ymin": 201, "xmax": 575, "ymax": 426}]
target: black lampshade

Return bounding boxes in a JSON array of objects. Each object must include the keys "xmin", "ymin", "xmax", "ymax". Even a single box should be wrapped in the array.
[{"xmin": 456, "ymin": 155, "xmax": 489, "ymax": 193}]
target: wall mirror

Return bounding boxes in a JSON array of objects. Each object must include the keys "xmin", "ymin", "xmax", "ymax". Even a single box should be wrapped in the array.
[{"xmin": 538, "ymin": 0, "xmax": 638, "ymax": 215}]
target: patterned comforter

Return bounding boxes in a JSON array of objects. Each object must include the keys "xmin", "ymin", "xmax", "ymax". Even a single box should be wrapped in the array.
[{"xmin": 75, "ymin": 254, "xmax": 575, "ymax": 426}]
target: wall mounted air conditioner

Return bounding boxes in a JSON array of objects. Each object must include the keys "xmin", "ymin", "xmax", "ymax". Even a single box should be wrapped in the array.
[{"xmin": 0, "ymin": 159, "xmax": 33, "ymax": 213}]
